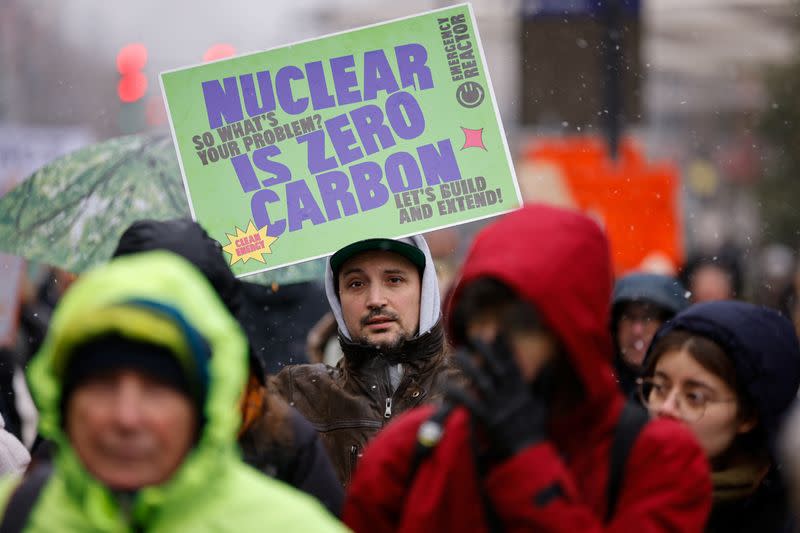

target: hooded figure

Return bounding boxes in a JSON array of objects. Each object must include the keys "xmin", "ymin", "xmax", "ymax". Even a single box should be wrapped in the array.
[
  {"xmin": 112, "ymin": 219, "xmax": 342, "ymax": 515},
  {"xmin": 610, "ymin": 272, "xmax": 689, "ymax": 395},
  {"xmin": 272, "ymin": 235, "xmax": 457, "ymax": 485},
  {"xmin": 643, "ymin": 301, "xmax": 800, "ymax": 533},
  {"xmin": 0, "ymin": 252, "xmax": 345, "ymax": 531},
  {"xmin": 343, "ymin": 205, "xmax": 711, "ymax": 532},
  {"xmin": 114, "ymin": 218, "xmax": 330, "ymax": 372}
]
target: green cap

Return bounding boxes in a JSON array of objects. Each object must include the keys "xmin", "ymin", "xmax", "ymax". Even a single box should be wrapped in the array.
[{"xmin": 330, "ymin": 238, "xmax": 426, "ymax": 278}]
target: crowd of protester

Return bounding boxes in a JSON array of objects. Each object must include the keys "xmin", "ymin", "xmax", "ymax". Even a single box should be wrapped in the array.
[{"xmin": 1, "ymin": 203, "xmax": 800, "ymax": 532}]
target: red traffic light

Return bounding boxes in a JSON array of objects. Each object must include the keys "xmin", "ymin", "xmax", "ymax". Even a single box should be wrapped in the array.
[
  {"xmin": 116, "ymin": 43, "xmax": 148, "ymax": 75},
  {"xmin": 118, "ymin": 71, "xmax": 147, "ymax": 103},
  {"xmin": 117, "ymin": 43, "xmax": 148, "ymax": 103}
]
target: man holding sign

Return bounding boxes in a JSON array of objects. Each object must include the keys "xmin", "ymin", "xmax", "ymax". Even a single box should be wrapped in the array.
[
  {"xmin": 272, "ymin": 234, "xmax": 456, "ymax": 485},
  {"xmin": 160, "ymin": 5, "xmax": 521, "ymax": 279}
]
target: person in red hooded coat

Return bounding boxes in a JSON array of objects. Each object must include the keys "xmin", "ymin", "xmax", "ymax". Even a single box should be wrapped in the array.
[{"xmin": 342, "ymin": 204, "xmax": 712, "ymax": 532}]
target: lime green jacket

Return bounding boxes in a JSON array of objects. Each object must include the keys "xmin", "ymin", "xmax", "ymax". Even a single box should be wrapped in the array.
[{"xmin": 0, "ymin": 251, "xmax": 348, "ymax": 532}]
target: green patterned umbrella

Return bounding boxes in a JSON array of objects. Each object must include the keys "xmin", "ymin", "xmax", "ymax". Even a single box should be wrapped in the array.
[{"xmin": 0, "ymin": 132, "xmax": 323, "ymax": 286}]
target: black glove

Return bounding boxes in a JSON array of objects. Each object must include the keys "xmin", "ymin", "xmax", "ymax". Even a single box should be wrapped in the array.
[{"xmin": 447, "ymin": 336, "xmax": 549, "ymax": 459}]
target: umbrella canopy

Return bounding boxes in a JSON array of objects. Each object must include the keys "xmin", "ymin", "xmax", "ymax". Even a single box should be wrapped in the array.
[{"xmin": 0, "ymin": 132, "xmax": 323, "ymax": 286}]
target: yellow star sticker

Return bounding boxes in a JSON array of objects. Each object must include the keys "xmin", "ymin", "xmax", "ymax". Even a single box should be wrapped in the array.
[{"xmin": 221, "ymin": 221, "xmax": 278, "ymax": 266}]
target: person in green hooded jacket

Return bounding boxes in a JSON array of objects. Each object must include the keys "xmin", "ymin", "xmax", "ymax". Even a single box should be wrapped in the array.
[{"xmin": 0, "ymin": 251, "xmax": 347, "ymax": 532}]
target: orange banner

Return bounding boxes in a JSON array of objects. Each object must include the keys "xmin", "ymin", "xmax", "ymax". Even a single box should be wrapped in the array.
[{"xmin": 521, "ymin": 137, "xmax": 683, "ymax": 276}]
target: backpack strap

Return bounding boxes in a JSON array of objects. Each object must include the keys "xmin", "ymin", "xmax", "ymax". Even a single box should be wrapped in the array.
[
  {"xmin": 403, "ymin": 404, "xmax": 504, "ymax": 533},
  {"xmin": 405, "ymin": 402, "xmax": 455, "ymax": 488},
  {"xmin": 0, "ymin": 462, "xmax": 52, "ymax": 533},
  {"xmin": 605, "ymin": 401, "xmax": 649, "ymax": 523}
]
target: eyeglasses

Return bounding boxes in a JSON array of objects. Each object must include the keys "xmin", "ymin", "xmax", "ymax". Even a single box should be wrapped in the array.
[{"xmin": 636, "ymin": 377, "xmax": 737, "ymax": 422}]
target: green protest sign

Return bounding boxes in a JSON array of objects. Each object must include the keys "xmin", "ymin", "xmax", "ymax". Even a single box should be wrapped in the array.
[{"xmin": 160, "ymin": 3, "xmax": 520, "ymax": 277}]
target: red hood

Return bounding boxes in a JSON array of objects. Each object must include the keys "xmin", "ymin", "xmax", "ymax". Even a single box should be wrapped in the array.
[{"xmin": 448, "ymin": 204, "xmax": 622, "ymax": 451}]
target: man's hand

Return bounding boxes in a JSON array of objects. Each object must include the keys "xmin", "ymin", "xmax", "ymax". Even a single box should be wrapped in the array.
[{"xmin": 446, "ymin": 337, "xmax": 549, "ymax": 459}]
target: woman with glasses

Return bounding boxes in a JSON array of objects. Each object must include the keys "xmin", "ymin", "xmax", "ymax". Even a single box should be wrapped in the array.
[{"xmin": 638, "ymin": 300, "xmax": 800, "ymax": 532}]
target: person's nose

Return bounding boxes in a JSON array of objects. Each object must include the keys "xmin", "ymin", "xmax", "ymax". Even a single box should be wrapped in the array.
[
  {"xmin": 655, "ymin": 389, "xmax": 681, "ymax": 420},
  {"xmin": 366, "ymin": 283, "xmax": 388, "ymax": 310},
  {"xmin": 112, "ymin": 375, "xmax": 146, "ymax": 429},
  {"xmin": 631, "ymin": 319, "xmax": 646, "ymax": 335}
]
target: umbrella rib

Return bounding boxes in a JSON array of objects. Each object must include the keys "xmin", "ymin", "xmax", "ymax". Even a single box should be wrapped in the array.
[
  {"xmin": 128, "ymin": 133, "xmax": 185, "ymax": 215},
  {"xmin": 12, "ymin": 177, "xmax": 36, "ymax": 230},
  {"xmin": 42, "ymin": 180, "xmax": 135, "ymax": 270},
  {"xmin": 81, "ymin": 182, "xmax": 139, "ymax": 266},
  {"xmin": 157, "ymin": 170, "xmax": 186, "ymax": 214},
  {"xmin": 16, "ymin": 142, "xmax": 151, "ymax": 234},
  {"xmin": 150, "ymin": 135, "xmax": 187, "ymax": 215}
]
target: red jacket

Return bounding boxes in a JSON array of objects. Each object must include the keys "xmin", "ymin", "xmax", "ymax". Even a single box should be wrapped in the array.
[{"xmin": 343, "ymin": 204, "xmax": 712, "ymax": 532}]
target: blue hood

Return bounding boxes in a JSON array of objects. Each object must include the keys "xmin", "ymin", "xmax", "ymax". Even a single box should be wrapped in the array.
[
  {"xmin": 647, "ymin": 300, "xmax": 800, "ymax": 456},
  {"xmin": 612, "ymin": 272, "xmax": 689, "ymax": 317}
]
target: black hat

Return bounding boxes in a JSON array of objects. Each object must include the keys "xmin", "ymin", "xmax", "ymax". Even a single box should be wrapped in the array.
[
  {"xmin": 113, "ymin": 219, "xmax": 242, "ymax": 315},
  {"xmin": 330, "ymin": 238, "xmax": 426, "ymax": 278},
  {"xmin": 61, "ymin": 335, "xmax": 201, "ymax": 414}
]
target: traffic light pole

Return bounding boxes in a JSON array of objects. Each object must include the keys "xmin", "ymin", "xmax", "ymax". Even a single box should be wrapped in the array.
[{"xmin": 602, "ymin": 0, "xmax": 623, "ymax": 161}]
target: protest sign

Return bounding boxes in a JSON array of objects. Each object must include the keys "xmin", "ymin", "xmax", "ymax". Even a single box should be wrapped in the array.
[{"xmin": 161, "ymin": 3, "xmax": 520, "ymax": 276}]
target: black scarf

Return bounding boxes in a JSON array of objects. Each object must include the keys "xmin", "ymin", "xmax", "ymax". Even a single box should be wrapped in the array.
[{"xmin": 339, "ymin": 320, "xmax": 445, "ymax": 367}]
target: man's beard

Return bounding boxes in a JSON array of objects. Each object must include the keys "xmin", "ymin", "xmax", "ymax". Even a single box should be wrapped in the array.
[
  {"xmin": 365, "ymin": 334, "xmax": 408, "ymax": 353},
  {"xmin": 357, "ymin": 308, "xmax": 411, "ymax": 352},
  {"xmin": 355, "ymin": 329, "xmax": 411, "ymax": 354}
]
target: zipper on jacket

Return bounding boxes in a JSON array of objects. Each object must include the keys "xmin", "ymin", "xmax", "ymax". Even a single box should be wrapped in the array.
[
  {"xmin": 384, "ymin": 397, "xmax": 393, "ymax": 418},
  {"xmin": 349, "ymin": 444, "xmax": 361, "ymax": 484}
]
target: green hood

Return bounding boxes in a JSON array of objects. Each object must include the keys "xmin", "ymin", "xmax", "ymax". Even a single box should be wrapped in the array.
[{"xmin": 27, "ymin": 250, "xmax": 249, "ymax": 523}]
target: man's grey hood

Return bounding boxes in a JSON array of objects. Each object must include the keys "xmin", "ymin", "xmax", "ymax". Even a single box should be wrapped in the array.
[{"xmin": 324, "ymin": 234, "xmax": 441, "ymax": 341}]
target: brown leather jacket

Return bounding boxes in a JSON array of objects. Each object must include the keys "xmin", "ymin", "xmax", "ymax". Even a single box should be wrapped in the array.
[{"xmin": 271, "ymin": 323, "xmax": 457, "ymax": 486}]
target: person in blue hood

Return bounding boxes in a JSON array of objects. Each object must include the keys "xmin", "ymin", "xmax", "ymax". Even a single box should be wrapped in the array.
[
  {"xmin": 638, "ymin": 301, "xmax": 800, "ymax": 533},
  {"xmin": 610, "ymin": 272, "xmax": 689, "ymax": 395}
]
